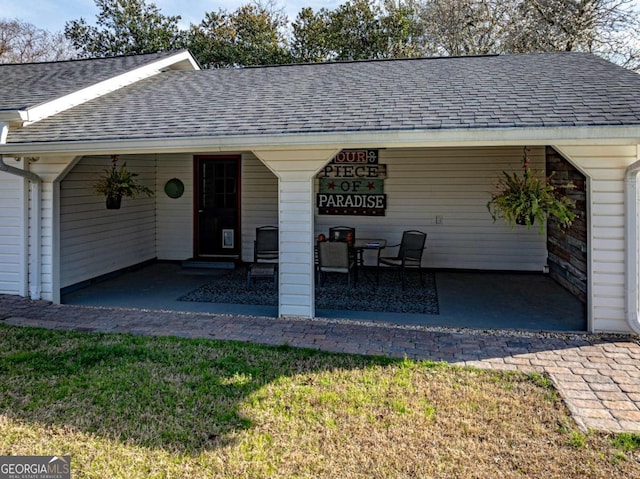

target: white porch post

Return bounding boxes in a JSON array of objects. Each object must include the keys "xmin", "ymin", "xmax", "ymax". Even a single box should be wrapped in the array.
[
  {"xmin": 625, "ymin": 157, "xmax": 640, "ymax": 334},
  {"xmin": 28, "ymin": 156, "xmax": 78, "ymax": 302},
  {"xmin": 252, "ymin": 148, "xmax": 339, "ymax": 318}
]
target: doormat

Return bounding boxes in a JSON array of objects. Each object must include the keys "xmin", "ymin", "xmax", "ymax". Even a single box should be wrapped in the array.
[{"xmin": 178, "ymin": 267, "xmax": 439, "ymax": 314}]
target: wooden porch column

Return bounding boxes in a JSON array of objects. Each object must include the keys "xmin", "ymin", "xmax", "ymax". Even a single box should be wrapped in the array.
[{"xmin": 252, "ymin": 148, "xmax": 339, "ymax": 318}]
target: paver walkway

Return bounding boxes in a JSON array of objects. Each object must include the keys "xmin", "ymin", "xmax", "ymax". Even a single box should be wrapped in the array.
[{"xmin": 1, "ymin": 294, "xmax": 639, "ymax": 433}]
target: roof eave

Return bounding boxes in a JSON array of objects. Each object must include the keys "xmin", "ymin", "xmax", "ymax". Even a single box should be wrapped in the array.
[
  {"xmin": 2, "ymin": 125, "xmax": 640, "ymax": 156},
  {"xmin": 23, "ymin": 50, "xmax": 200, "ymax": 126}
]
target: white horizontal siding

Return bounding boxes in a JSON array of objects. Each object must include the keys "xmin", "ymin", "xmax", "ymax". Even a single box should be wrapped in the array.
[
  {"xmin": 241, "ymin": 153, "xmax": 278, "ymax": 262},
  {"xmin": 156, "ymin": 154, "xmax": 194, "ymax": 260},
  {"xmin": 555, "ymin": 144, "xmax": 637, "ymax": 333},
  {"xmin": 59, "ymin": 155, "xmax": 156, "ymax": 288},
  {"xmin": 0, "ymin": 171, "xmax": 24, "ymax": 295},
  {"xmin": 315, "ymin": 146, "xmax": 547, "ymax": 271}
]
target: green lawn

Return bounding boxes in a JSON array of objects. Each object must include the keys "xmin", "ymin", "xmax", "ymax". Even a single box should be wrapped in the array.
[{"xmin": 0, "ymin": 324, "xmax": 638, "ymax": 478}]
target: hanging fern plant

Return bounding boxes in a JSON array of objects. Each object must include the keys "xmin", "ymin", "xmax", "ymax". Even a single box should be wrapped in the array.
[
  {"xmin": 487, "ymin": 148, "xmax": 576, "ymax": 234},
  {"xmin": 93, "ymin": 155, "xmax": 154, "ymax": 209}
]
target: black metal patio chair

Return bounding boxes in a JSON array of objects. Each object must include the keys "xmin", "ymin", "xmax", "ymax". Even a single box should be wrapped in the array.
[
  {"xmin": 247, "ymin": 226, "xmax": 278, "ymax": 288},
  {"xmin": 377, "ymin": 230, "xmax": 427, "ymax": 290}
]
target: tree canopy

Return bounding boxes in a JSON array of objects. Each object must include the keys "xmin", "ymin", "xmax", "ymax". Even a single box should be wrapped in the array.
[
  {"xmin": 187, "ymin": 3, "xmax": 291, "ymax": 68},
  {"xmin": 64, "ymin": 0, "xmax": 183, "ymax": 57},
  {"xmin": 5, "ymin": 0, "xmax": 640, "ymax": 70}
]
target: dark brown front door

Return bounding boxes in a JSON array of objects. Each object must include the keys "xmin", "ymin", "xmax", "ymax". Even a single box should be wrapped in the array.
[{"xmin": 194, "ymin": 156, "xmax": 240, "ymax": 258}]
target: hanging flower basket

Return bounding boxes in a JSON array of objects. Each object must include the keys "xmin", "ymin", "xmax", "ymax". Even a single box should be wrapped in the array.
[
  {"xmin": 93, "ymin": 155, "xmax": 153, "ymax": 209},
  {"xmin": 486, "ymin": 148, "xmax": 576, "ymax": 234},
  {"xmin": 105, "ymin": 195, "xmax": 122, "ymax": 210}
]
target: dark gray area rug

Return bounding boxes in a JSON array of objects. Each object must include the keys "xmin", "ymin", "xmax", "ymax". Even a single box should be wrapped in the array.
[{"xmin": 178, "ymin": 267, "xmax": 439, "ymax": 314}]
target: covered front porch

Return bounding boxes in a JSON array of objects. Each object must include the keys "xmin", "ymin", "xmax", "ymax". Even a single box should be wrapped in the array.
[{"xmin": 49, "ymin": 143, "xmax": 591, "ymax": 332}]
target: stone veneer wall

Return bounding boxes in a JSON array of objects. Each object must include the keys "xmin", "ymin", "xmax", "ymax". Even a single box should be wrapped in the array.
[{"xmin": 546, "ymin": 146, "xmax": 588, "ymax": 303}]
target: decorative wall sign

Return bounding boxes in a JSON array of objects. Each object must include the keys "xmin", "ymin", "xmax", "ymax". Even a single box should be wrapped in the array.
[
  {"xmin": 319, "ymin": 178, "xmax": 384, "ymax": 194},
  {"xmin": 317, "ymin": 193, "xmax": 387, "ymax": 215},
  {"xmin": 333, "ymin": 149, "xmax": 378, "ymax": 164},
  {"xmin": 317, "ymin": 149, "xmax": 386, "ymax": 215},
  {"xmin": 320, "ymin": 164, "xmax": 387, "ymax": 179}
]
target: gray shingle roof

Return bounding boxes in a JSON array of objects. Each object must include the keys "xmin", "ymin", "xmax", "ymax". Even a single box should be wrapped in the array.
[
  {"xmin": 0, "ymin": 51, "xmax": 183, "ymax": 111},
  {"xmin": 6, "ymin": 52, "xmax": 640, "ymax": 144}
]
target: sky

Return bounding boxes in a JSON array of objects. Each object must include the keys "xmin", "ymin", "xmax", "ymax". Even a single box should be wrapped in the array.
[{"xmin": 3, "ymin": 0, "xmax": 341, "ymax": 32}]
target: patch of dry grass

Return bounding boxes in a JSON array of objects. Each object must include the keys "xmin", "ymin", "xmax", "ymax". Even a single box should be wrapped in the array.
[{"xmin": 0, "ymin": 324, "xmax": 638, "ymax": 478}]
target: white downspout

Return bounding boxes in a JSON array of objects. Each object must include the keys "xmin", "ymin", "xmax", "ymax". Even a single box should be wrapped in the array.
[
  {"xmin": 1, "ymin": 122, "xmax": 43, "ymax": 299},
  {"xmin": 625, "ymin": 151, "xmax": 640, "ymax": 334}
]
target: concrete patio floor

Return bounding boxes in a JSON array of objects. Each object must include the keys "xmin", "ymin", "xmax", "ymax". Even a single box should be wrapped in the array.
[{"xmin": 61, "ymin": 262, "xmax": 587, "ymax": 332}]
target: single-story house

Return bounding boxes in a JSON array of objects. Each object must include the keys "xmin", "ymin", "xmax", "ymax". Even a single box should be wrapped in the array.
[{"xmin": 1, "ymin": 49, "xmax": 640, "ymax": 334}]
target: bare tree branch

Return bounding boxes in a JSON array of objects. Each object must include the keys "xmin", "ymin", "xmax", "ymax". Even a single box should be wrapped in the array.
[{"xmin": 0, "ymin": 18, "xmax": 76, "ymax": 63}]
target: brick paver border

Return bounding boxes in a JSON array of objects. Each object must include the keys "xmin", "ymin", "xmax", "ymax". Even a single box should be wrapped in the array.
[{"xmin": 1, "ymin": 295, "xmax": 639, "ymax": 433}]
